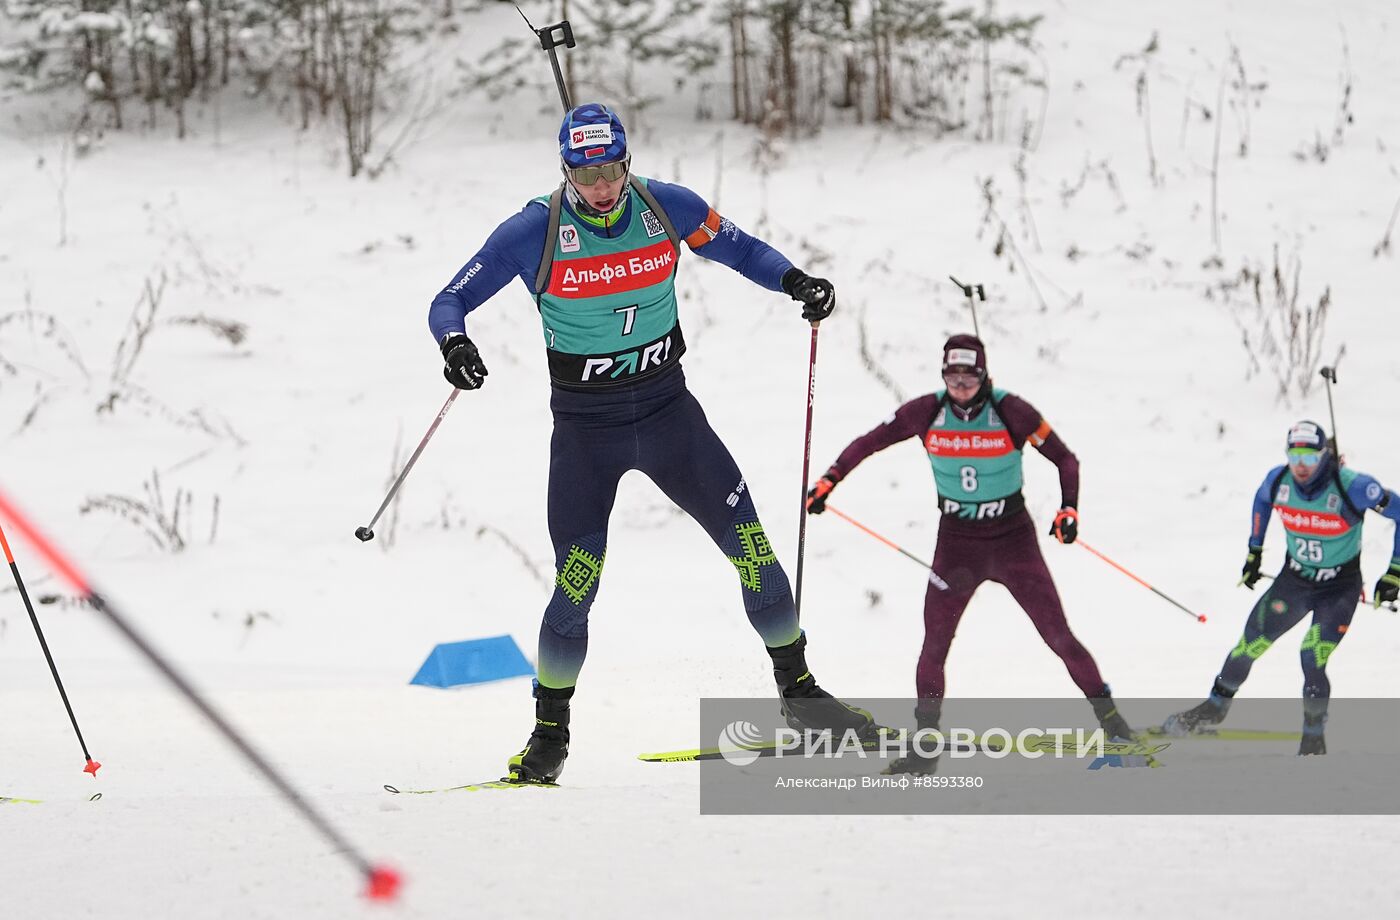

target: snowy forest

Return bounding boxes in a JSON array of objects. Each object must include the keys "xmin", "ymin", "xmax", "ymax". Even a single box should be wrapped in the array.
[{"xmin": 2, "ymin": 1, "xmax": 1046, "ymax": 173}]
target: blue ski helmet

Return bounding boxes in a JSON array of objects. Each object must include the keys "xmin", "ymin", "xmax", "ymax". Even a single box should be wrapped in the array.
[
  {"xmin": 1286, "ymin": 420, "xmax": 1328, "ymax": 452},
  {"xmin": 559, "ymin": 103, "xmax": 628, "ymax": 168}
]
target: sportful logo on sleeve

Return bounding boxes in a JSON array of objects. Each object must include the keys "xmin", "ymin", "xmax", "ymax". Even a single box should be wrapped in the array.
[{"xmin": 446, "ymin": 261, "xmax": 483, "ymax": 294}]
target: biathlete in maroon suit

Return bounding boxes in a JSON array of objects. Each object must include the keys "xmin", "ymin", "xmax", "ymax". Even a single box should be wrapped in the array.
[{"xmin": 806, "ymin": 334, "xmax": 1135, "ymax": 773}]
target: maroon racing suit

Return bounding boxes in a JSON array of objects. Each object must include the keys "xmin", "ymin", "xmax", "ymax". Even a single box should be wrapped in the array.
[{"xmin": 826, "ymin": 390, "xmax": 1109, "ymax": 702}]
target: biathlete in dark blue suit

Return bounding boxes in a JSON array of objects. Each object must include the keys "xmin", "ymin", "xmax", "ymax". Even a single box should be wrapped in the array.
[
  {"xmin": 1163, "ymin": 420, "xmax": 1400, "ymax": 754},
  {"xmin": 428, "ymin": 103, "xmax": 876, "ymax": 784}
]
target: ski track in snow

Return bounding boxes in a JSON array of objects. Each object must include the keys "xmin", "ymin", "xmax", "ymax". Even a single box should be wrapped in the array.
[{"xmin": 3, "ymin": 1, "xmax": 1400, "ymax": 917}]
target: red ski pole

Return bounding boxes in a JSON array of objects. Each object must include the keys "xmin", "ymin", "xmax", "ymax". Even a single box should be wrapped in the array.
[
  {"xmin": 1076, "ymin": 539, "xmax": 1207, "ymax": 623},
  {"xmin": 0, "ymin": 522, "xmax": 100, "ymax": 777},
  {"xmin": 824, "ymin": 505, "xmax": 931, "ymax": 569},
  {"xmin": 0, "ymin": 488, "xmax": 401, "ymax": 901}
]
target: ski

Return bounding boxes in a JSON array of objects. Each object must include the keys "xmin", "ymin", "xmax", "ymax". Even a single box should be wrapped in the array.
[
  {"xmin": 1143, "ymin": 727, "xmax": 1301, "ymax": 742},
  {"xmin": 639, "ymin": 736, "xmax": 925, "ymax": 763},
  {"xmin": 382, "ymin": 780, "xmax": 559, "ymax": 795},
  {"xmin": 639, "ymin": 734, "xmax": 1168, "ymax": 763},
  {"xmin": 0, "ymin": 793, "xmax": 101, "ymax": 804},
  {"xmin": 1009, "ymin": 736, "xmax": 1169, "ymax": 757}
]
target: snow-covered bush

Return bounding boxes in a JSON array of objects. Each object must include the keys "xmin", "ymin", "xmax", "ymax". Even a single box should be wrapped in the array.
[
  {"xmin": 0, "ymin": 0, "xmax": 430, "ymax": 175},
  {"xmin": 456, "ymin": 0, "xmax": 1044, "ymax": 142}
]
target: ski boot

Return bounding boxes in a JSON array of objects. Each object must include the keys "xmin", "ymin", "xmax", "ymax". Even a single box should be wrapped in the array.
[
  {"xmin": 767, "ymin": 633, "xmax": 879, "ymax": 741},
  {"xmin": 1089, "ymin": 690, "xmax": 1136, "ymax": 742},
  {"xmin": 505, "ymin": 684, "xmax": 572, "ymax": 784},
  {"xmin": 1298, "ymin": 709, "xmax": 1327, "ymax": 756},
  {"xmin": 1161, "ymin": 681, "xmax": 1233, "ymax": 736},
  {"xmin": 884, "ymin": 700, "xmax": 941, "ymax": 776}
]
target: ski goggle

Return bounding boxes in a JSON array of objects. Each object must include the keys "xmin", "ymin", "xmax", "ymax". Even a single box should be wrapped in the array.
[
  {"xmin": 1286, "ymin": 448, "xmax": 1322, "ymax": 468},
  {"xmin": 942, "ymin": 369, "xmax": 983, "ymax": 389},
  {"xmin": 566, "ymin": 157, "xmax": 629, "ymax": 186}
]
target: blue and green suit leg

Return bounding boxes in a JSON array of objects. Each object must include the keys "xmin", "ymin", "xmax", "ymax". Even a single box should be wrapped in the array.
[
  {"xmin": 635, "ymin": 388, "xmax": 802, "ymax": 651},
  {"xmin": 1215, "ymin": 569, "xmax": 1359, "ymax": 720},
  {"xmin": 536, "ymin": 387, "xmax": 802, "ymax": 692},
  {"xmin": 536, "ymin": 418, "xmax": 626, "ymax": 691}
]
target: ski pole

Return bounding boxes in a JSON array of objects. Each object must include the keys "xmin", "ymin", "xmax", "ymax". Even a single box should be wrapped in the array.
[
  {"xmin": 355, "ymin": 389, "xmax": 458, "ymax": 542},
  {"xmin": 0, "ymin": 522, "xmax": 100, "ymax": 777},
  {"xmin": 1319, "ymin": 364, "xmax": 1341, "ymax": 455},
  {"xmin": 1076, "ymin": 539, "xmax": 1207, "ymax": 623},
  {"xmin": 822, "ymin": 504, "xmax": 947, "ymax": 583},
  {"xmin": 0, "ymin": 487, "xmax": 401, "ymax": 901},
  {"xmin": 948, "ymin": 275, "xmax": 985, "ymax": 339},
  {"xmin": 794, "ymin": 321, "xmax": 820, "ymax": 620},
  {"xmin": 515, "ymin": 6, "xmax": 575, "ymax": 111}
]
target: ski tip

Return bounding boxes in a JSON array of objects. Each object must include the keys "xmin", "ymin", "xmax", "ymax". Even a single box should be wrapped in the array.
[
  {"xmin": 364, "ymin": 864, "xmax": 402, "ymax": 902},
  {"xmin": 89, "ymin": 793, "xmax": 103, "ymax": 802},
  {"xmin": 1197, "ymin": 615, "xmax": 1208, "ymax": 623},
  {"xmin": 83, "ymin": 759, "xmax": 102, "ymax": 777},
  {"xmin": 382, "ymin": 784, "xmax": 401, "ymax": 795}
]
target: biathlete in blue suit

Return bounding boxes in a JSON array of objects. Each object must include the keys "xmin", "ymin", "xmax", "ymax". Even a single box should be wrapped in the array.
[
  {"xmin": 1163, "ymin": 420, "xmax": 1400, "ymax": 754},
  {"xmin": 428, "ymin": 102, "xmax": 876, "ymax": 784}
]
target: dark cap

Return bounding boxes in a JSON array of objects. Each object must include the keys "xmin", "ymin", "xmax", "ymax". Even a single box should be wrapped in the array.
[{"xmin": 942, "ymin": 334, "xmax": 987, "ymax": 375}]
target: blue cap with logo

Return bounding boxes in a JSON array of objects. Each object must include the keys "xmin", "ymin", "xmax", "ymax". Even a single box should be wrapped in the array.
[
  {"xmin": 1286, "ymin": 420, "xmax": 1328, "ymax": 452},
  {"xmin": 559, "ymin": 103, "xmax": 628, "ymax": 169}
]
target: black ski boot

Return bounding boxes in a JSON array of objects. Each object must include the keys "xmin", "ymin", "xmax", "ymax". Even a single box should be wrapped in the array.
[
  {"xmin": 505, "ymin": 684, "xmax": 572, "ymax": 784},
  {"xmin": 1161, "ymin": 681, "xmax": 1233, "ymax": 736},
  {"xmin": 884, "ymin": 700, "xmax": 941, "ymax": 776},
  {"xmin": 768, "ymin": 633, "xmax": 878, "ymax": 740},
  {"xmin": 1089, "ymin": 689, "xmax": 1136, "ymax": 741},
  {"xmin": 1299, "ymin": 709, "xmax": 1327, "ymax": 756}
]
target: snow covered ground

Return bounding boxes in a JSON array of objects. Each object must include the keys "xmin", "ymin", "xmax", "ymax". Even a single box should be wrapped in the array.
[{"xmin": 3, "ymin": 1, "xmax": 1399, "ymax": 917}]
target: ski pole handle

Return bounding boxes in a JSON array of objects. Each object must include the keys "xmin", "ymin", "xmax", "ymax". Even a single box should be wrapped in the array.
[{"xmin": 537, "ymin": 20, "xmax": 575, "ymax": 51}]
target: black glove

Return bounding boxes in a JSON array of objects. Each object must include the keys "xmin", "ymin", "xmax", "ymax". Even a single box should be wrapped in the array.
[
  {"xmin": 781, "ymin": 268, "xmax": 836, "ymax": 322},
  {"xmin": 440, "ymin": 333, "xmax": 488, "ymax": 390},
  {"xmin": 1239, "ymin": 545, "xmax": 1263, "ymax": 590},
  {"xmin": 806, "ymin": 473, "xmax": 839, "ymax": 515},
  {"xmin": 1048, "ymin": 507, "xmax": 1078, "ymax": 544},
  {"xmin": 1374, "ymin": 558, "xmax": 1400, "ymax": 608}
]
